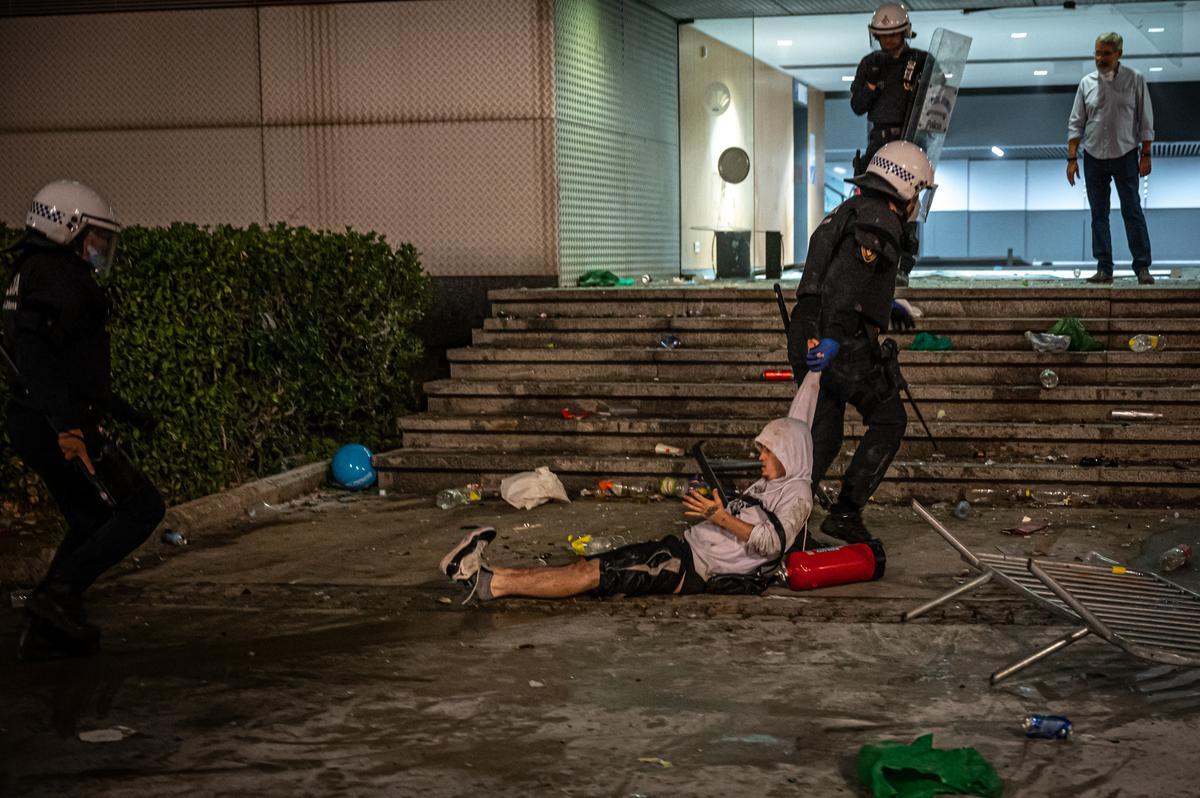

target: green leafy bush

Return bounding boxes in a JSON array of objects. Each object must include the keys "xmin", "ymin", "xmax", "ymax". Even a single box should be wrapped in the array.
[{"xmin": 1, "ymin": 222, "xmax": 429, "ymax": 511}]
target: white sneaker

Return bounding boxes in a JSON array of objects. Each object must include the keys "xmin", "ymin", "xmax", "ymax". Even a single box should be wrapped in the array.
[{"xmin": 439, "ymin": 526, "xmax": 497, "ymax": 589}]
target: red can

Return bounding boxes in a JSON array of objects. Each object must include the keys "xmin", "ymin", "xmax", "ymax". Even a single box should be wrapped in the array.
[{"xmin": 785, "ymin": 538, "xmax": 886, "ymax": 591}]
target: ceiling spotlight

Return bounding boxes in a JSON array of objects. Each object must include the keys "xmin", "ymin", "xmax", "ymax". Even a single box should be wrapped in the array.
[
  {"xmin": 991, "ymin": 146, "xmax": 1006, "ymax": 157},
  {"xmin": 1148, "ymin": 27, "xmax": 1165, "ymax": 33},
  {"xmin": 1033, "ymin": 69, "xmax": 1049, "ymax": 76},
  {"xmin": 777, "ymin": 39, "xmax": 793, "ymax": 46},
  {"xmin": 833, "ymin": 166, "xmax": 847, "ymax": 174},
  {"xmin": 1150, "ymin": 66, "xmax": 1164, "ymax": 72},
  {"xmin": 841, "ymin": 75, "xmax": 855, "ymax": 82},
  {"xmin": 1010, "ymin": 32, "xmax": 1028, "ymax": 39}
]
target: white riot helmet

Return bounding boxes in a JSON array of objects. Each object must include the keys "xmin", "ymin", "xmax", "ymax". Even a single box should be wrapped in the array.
[
  {"xmin": 869, "ymin": 3, "xmax": 914, "ymax": 40},
  {"xmin": 26, "ymin": 180, "xmax": 121, "ymax": 274},
  {"xmin": 846, "ymin": 141, "xmax": 937, "ymax": 221}
]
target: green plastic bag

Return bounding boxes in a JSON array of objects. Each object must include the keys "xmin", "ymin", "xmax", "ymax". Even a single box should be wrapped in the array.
[
  {"xmin": 857, "ymin": 734, "xmax": 1004, "ymax": 798},
  {"xmin": 910, "ymin": 331, "xmax": 954, "ymax": 351},
  {"xmin": 1046, "ymin": 316, "xmax": 1103, "ymax": 352},
  {"xmin": 577, "ymin": 269, "xmax": 634, "ymax": 287}
]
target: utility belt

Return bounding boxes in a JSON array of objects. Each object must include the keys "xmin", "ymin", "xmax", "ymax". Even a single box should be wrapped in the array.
[{"xmin": 869, "ymin": 125, "xmax": 905, "ymax": 142}]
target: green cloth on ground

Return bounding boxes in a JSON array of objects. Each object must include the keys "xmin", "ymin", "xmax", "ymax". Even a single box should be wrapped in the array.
[
  {"xmin": 910, "ymin": 332, "xmax": 954, "ymax": 351},
  {"xmin": 577, "ymin": 269, "xmax": 635, "ymax": 287},
  {"xmin": 857, "ymin": 734, "xmax": 1004, "ymax": 798},
  {"xmin": 1047, "ymin": 316, "xmax": 1103, "ymax": 351}
]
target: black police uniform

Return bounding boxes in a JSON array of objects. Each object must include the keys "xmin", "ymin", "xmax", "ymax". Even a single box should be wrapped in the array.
[
  {"xmin": 788, "ymin": 191, "xmax": 908, "ymax": 542},
  {"xmin": 850, "ymin": 44, "xmax": 928, "ymax": 280},
  {"xmin": 3, "ymin": 231, "xmax": 164, "ymax": 648}
]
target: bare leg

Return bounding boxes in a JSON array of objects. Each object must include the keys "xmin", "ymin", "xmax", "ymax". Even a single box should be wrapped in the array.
[{"xmin": 489, "ymin": 558, "xmax": 600, "ymax": 599}]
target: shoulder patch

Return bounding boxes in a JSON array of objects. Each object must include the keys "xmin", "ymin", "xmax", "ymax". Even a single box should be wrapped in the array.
[{"xmin": 859, "ymin": 246, "xmax": 878, "ymax": 264}]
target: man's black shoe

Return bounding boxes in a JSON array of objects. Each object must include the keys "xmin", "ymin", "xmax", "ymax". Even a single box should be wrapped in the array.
[
  {"xmin": 1136, "ymin": 271, "xmax": 1155, "ymax": 285},
  {"xmin": 1085, "ymin": 272, "xmax": 1113, "ymax": 285},
  {"xmin": 819, "ymin": 511, "xmax": 875, "ymax": 545},
  {"xmin": 25, "ymin": 586, "xmax": 100, "ymax": 644},
  {"xmin": 17, "ymin": 616, "xmax": 99, "ymax": 662}
]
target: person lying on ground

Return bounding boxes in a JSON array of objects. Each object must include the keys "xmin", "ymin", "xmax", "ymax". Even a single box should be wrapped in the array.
[{"xmin": 438, "ymin": 374, "xmax": 819, "ymax": 602}]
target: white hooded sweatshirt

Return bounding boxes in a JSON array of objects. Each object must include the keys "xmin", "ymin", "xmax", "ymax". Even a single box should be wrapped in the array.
[{"xmin": 684, "ymin": 372, "xmax": 818, "ymax": 580}]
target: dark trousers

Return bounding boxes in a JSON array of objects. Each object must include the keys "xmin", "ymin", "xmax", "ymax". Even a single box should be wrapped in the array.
[
  {"xmin": 1083, "ymin": 149, "xmax": 1152, "ymax": 275},
  {"xmin": 6, "ymin": 407, "xmax": 164, "ymax": 596},
  {"xmin": 809, "ymin": 346, "xmax": 907, "ymax": 513}
]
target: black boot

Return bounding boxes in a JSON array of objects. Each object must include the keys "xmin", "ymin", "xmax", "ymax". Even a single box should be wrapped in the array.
[
  {"xmin": 819, "ymin": 508, "xmax": 875, "ymax": 544},
  {"xmin": 25, "ymin": 582, "xmax": 100, "ymax": 645},
  {"xmin": 17, "ymin": 615, "xmax": 99, "ymax": 662}
]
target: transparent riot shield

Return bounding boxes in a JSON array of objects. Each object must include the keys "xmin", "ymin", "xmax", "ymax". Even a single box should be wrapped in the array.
[{"xmin": 904, "ymin": 28, "xmax": 972, "ymax": 171}]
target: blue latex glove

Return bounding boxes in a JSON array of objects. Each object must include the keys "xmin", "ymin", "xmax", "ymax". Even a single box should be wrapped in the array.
[
  {"xmin": 806, "ymin": 338, "xmax": 840, "ymax": 372},
  {"xmin": 890, "ymin": 300, "xmax": 915, "ymax": 331}
]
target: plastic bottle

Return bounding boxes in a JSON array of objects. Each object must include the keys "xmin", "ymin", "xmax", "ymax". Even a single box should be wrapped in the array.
[
  {"xmin": 654, "ymin": 443, "xmax": 684, "ymax": 456},
  {"xmin": 659, "ymin": 334, "xmax": 682, "ymax": 349},
  {"xmin": 953, "ymin": 500, "xmax": 971, "ymax": 519},
  {"xmin": 1081, "ymin": 551, "xmax": 1122, "ymax": 567},
  {"xmin": 762, "ymin": 368, "xmax": 794, "ymax": 382},
  {"xmin": 1023, "ymin": 714, "xmax": 1072, "ymax": 739},
  {"xmin": 1159, "ymin": 543, "xmax": 1192, "ymax": 573},
  {"xmin": 597, "ymin": 479, "xmax": 650, "ymax": 499},
  {"xmin": 1024, "ymin": 331, "xmax": 1071, "ymax": 352},
  {"xmin": 161, "ymin": 529, "xmax": 188, "ymax": 546},
  {"xmin": 436, "ymin": 483, "xmax": 482, "ymax": 510},
  {"xmin": 1039, "ymin": 369, "xmax": 1059, "ymax": 389},
  {"xmin": 1111, "ymin": 410, "xmax": 1164, "ymax": 421},
  {"xmin": 568, "ymin": 534, "xmax": 629, "ymax": 555},
  {"xmin": 659, "ymin": 476, "xmax": 689, "ymax": 498},
  {"xmin": 1128, "ymin": 334, "xmax": 1164, "ymax": 352}
]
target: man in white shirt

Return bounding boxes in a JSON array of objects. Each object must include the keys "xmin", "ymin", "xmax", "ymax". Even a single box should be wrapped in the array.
[{"xmin": 1067, "ymin": 32, "xmax": 1155, "ymax": 285}]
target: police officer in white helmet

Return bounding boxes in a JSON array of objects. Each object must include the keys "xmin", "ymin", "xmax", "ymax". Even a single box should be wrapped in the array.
[
  {"xmin": 3, "ymin": 180, "xmax": 165, "ymax": 659},
  {"xmin": 851, "ymin": 3, "xmax": 929, "ymax": 286},
  {"xmin": 788, "ymin": 142, "xmax": 936, "ymax": 545}
]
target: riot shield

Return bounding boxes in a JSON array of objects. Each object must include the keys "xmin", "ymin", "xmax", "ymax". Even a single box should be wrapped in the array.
[{"xmin": 903, "ymin": 28, "xmax": 972, "ymax": 171}]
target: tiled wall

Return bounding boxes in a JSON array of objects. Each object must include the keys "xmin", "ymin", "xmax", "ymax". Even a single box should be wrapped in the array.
[{"xmin": 0, "ymin": 1, "xmax": 559, "ymax": 278}]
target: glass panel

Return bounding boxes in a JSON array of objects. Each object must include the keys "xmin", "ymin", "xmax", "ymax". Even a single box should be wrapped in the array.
[
  {"xmin": 1026, "ymin": 160, "xmax": 1086, "ymax": 211},
  {"xmin": 929, "ymin": 160, "xmax": 968, "ymax": 212},
  {"xmin": 968, "ymin": 160, "xmax": 1026, "ymax": 211}
]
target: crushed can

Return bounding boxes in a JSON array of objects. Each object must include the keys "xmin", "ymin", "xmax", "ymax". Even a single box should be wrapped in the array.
[{"xmin": 1023, "ymin": 714, "xmax": 1072, "ymax": 739}]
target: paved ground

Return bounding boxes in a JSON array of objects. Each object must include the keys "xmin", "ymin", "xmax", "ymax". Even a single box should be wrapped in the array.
[{"xmin": 2, "ymin": 493, "xmax": 1199, "ymax": 797}]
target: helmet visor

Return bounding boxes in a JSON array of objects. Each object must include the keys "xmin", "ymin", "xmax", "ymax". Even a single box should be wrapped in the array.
[
  {"xmin": 80, "ymin": 224, "xmax": 119, "ymax": 274},
  {"xmin": 913, "ymin": 184, "xmax": 938, "ymax": 223}
]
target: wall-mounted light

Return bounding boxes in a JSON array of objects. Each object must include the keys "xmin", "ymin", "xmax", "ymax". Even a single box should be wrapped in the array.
[
  {"xmin": 991, "ymin": 146, "xmax": 1006, "ymax": 157},
  {"xmin": 1010, "ymin": 32, "xmax": 1028, "ymax": 39},
  {"xmin": 1150, "ymin": 66, "xmax": 1164, "ymax": 72},
  {"xmin": 833, "ymin": 166, "xmax": 847, "ymax": 174},
  {"xmin": 1033, "ymin": 69, "xmax": 1049, "ymax": 76},
  {"xmin": 1148, "ymin": 26, "xmax": 1165, "ymax": 33},
  {"xmin": 841, "ymin": 75, "xmax": 854, "ymax": 82}
]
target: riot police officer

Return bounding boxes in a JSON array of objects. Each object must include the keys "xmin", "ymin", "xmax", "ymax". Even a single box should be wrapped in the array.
[
  {"xmin": 851, "ymin": 3, "xmax": 928, "ymax": 285},
  {"xmin": 787, "ymin": 142, "xmax": 936, "ymax": 543},
  {"xmin": 3, "ymin": 180, "xmax": 165, "ymax": 657}
]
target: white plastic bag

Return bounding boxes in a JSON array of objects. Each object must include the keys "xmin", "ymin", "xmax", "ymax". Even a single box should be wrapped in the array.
[{"xmin": 500, "ymin": 466, "xmax": 571, "ymax": 510}]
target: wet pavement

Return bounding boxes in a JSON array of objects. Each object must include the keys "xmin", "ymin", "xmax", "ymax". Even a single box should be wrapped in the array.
[{"xmin": 2, "ymin": 493, "xmax": 1199, "ymax": 796}]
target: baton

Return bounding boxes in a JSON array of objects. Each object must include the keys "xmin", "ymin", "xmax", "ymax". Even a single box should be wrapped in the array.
[
  {"xmin": 690, "ymin": 441, "xmax": 735, "ymax": 505},
  {"xmin": 773, "ymin": 283, "xmax": 790, "ymax": 333}
]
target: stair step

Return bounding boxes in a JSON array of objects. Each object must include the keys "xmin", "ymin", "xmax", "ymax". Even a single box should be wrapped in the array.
[
  {"xmin": 398, "ymin": 415, "xmax": 1199, "ymax": 462},
  {"xmin": 475, "ymin": 315, "xmax": 1200, "ymax": 351},
  {"xmin": 445, "ymin": 347, "xmax": 1198, "ymax": 385},
  {"xmin": 423, "ymin": 379, "xmax": 1200, "ymax": 422},
  {"xmin": 375, "ymin": 449, "xmax": 1200, "ymax": 505},
  {"xmin": 486, "ymin": 286, "xmax": 1200, "ymax": 320}
]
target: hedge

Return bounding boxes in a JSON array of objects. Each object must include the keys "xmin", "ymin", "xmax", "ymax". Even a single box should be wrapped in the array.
[{"xmin": 1, "ymin": 222, "xmax": 430, "ymax": 513}]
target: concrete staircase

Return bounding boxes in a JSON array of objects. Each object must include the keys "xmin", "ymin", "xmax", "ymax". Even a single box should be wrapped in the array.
[{"xmin": 378, "ymin": 285, "xmax": 1200, "ymax": 506}]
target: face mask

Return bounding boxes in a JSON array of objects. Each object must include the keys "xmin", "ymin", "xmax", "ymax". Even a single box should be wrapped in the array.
[{"xmin": 84, "ymin": 242, "xmax": 109, "ymax": 274}]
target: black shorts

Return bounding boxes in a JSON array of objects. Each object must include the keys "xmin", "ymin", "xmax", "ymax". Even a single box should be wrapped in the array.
[{"xmin": 589, "ymin": 535, "xmax": 705, "ymax": 598}]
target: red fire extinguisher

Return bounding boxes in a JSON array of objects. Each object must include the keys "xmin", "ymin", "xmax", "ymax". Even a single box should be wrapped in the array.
[{"xmin": 785, "ymin": 538, "xmax": 886, "ymax": 591}]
